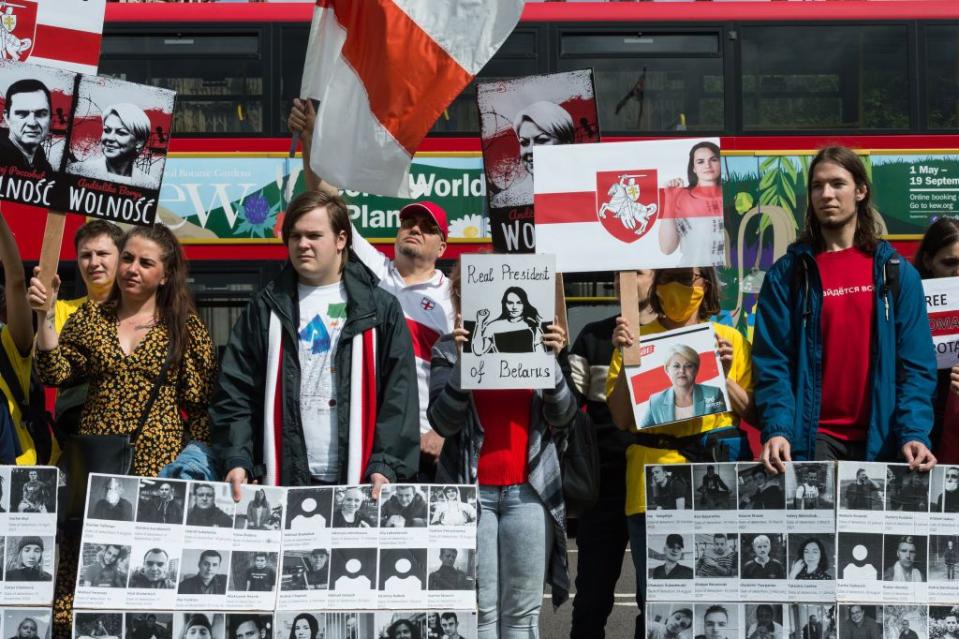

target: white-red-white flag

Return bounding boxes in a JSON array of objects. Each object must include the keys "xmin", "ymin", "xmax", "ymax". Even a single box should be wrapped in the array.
[
  {"xmin": 301, "ymin": 0, "xmax": 524, "ymax": 198},
  {"xmin": 0, "ymin": 0, "xmax": 105, "ymax": 74}
]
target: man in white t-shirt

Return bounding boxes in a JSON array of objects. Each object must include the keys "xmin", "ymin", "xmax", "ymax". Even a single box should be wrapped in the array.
[{"xmin": 290, "ymin": 100, "xmax": 454, "ymax": 479}]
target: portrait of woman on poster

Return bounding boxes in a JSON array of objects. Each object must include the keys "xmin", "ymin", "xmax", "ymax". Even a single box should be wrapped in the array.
[
  {"xmin": 472, "ymin": 286, "xmax": 545, "ymax": 355},
  {"xmin": 245, "ymin": 489, "xmax": 271, "ymax": 530},
  {"xmin": 490, "ymin": 100, "xmax": 575, "ymax": 209},
  {"xmin": 659, "ymin": 141, "xmax": 724, "ymax": 266},
  {"xmin": 6, "ymin": 537, "xmax": 52, "ymax": 581},
  {"xmin": 9, "ymin": 618, "xmax": 44, "ymax": 639},
  {"xmin": 287, "ymin": 614, "xmax": 319, "ymax": 639},
  {"xmin": 789, "ymin": 537, "xmax": 831, "ymax": 580},
  {"xmin": 640, "ymin": 344, "xmax": 726, "ymax": 428},
  {"xmin": 73, "ymin": 103, "xmax": 158, "ymax": 189}
]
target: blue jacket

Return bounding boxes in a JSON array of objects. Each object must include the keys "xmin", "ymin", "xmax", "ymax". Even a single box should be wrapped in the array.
[
  {"xmin": 640, "ymin": 384, "xmax": 727, "ymax": 428},
  {"xmin": 752, "ymin": 240, "xmax": 935, "ymax": 461}
]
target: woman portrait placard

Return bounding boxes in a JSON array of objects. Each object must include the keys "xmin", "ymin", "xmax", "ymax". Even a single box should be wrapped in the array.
[
  {"xmin": 476, "ymin": 69, "xmax": 599, "ymax": 253},
  {"xmin": 459, "ymin": 253, "xmax": 557, "ymax": 390},
  {"xmin": 626, "ymin": 323, "xmax": 730, "ymax": 429},
  {"xmin": 61, "ymin": 74, "xmax": 174, "ymax": 225}
]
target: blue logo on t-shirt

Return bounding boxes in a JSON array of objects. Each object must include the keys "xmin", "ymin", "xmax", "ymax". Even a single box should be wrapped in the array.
[{"xmin": 300, "ymin": 315, "xmax": 331, "ymax": 354}]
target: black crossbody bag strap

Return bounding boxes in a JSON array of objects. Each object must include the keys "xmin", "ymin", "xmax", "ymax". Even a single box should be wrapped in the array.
[{"xmin": 131, "ymin": 344, "xmax": 174, "ymax": 444}]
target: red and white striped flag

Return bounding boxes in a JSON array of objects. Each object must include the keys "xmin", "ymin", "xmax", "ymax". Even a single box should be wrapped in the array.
[
  {"xmin": 301, "ymin": 0, "xmax": 524, "ymax": 198},
  {"xmin": 0, "ymin": 0, "xmax": 105, "ymax": 74}
]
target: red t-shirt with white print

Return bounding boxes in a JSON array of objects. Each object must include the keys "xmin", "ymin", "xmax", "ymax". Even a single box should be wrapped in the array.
[{"xmin": 815, "ymin": 247, "xmax": 875, "ymax": 442}]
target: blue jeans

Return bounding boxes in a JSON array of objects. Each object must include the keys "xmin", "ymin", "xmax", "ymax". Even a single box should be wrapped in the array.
[{"xmin": 478, "ymin": 483, "xmax": 553, "ymax": 639}]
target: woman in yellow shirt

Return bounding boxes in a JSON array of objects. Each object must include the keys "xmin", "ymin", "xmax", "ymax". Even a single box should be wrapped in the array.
[{"xmin": 606, "ymin": 266, "xmax": 754, "ymax": 610}]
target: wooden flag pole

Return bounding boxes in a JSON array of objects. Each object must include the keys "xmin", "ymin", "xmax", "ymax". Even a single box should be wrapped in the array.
[
  {"xmin": 37, "ymin": 211, "xmax": 66, "ymax": 297},
  {"xmin": 618, "ymin": 271, "xmax": 643, "ymax": 366},
  {"xmin": 554, "ymin": 272, "xmax": 569, "ymax": 339}
]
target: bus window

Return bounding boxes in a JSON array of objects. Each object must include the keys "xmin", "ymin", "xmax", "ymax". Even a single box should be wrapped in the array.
[
  {"xmin": 557, "ymin": 31, "xmax": 724, "ymax": 135},
  {"xmin": 741, "ymin": 24, "xmax": 909, "ymax": 131},
  {"xmin": 100, "ymin": 32, "xmax": 266, "ymax": 135},
  {"xmin": 926, "ymin": 25, "xmax": 959, "ymax": 130}
]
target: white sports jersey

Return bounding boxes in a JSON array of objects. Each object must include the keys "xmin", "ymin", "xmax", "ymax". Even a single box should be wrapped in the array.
[{"xmin": 351, "ymin": 231, "xmax": 455, "ymax": 435}]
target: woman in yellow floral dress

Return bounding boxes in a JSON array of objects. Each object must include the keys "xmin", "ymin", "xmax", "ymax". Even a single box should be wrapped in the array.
[{"xmin": 29, "ymin": 223, "xmax": 216, "ymax": 638}]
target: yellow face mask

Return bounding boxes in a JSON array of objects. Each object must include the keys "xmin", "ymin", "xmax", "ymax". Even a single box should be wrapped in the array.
[{"xmin": 656, "ymin": 281, "xmax": 705, "ymax": 324}]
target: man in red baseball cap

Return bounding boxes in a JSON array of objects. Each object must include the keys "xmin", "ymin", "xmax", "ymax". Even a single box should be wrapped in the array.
[{"xmin": 289, "ymin": 100, "xmax": 454, "ymax": 480}]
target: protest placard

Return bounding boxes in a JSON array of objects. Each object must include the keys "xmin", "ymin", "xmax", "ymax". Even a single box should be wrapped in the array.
[
  {"xmin": 922, "ymin": 277, "xmax": 959, "ymax": 369},
  {"xmin": 534, "ymin": 137, "xmax": 725, "ymax": 272},
  {"xmin": 625, "ymin": 323, "xmax": 729, "ymax": 430},
  {"xmin": 460, "ymin": 253, "xmax": 556, "ymax": 390},
  {"xmin": 0, "ymin": 60, "xmax": 175, "ymax": 226},
  {"xmin": 476, "ymin": 69, "xmax": 600, "ymax": 253}
]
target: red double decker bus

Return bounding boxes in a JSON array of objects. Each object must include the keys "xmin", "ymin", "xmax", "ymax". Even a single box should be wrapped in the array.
[{"xmin": 8, "ymin": 0, "xmax": 959, "ymax": 342}]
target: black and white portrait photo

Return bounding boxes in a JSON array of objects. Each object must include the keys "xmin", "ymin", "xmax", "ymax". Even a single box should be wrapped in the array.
[
  {"xmin": 646, "ymin": 465, "xmax": 693, "ymax": 511},
  {"xmin": 64, "ymin": 75, "xmax": 174, "ymax": 191},
  {"xmin": 928, "ymin": 607, "xmax": 959, "ymax": 639},
  {"xmin": 839, "ymin": 464, "xmax": 885, "ymax": 511},
  {"xmin": 378, "ymin": 548, "xmax": 427, "ymax": 592},
  {"xmin": 274, "ymin": 613, "xmax": 321, "ymax": 639},
  {"xmin": 280, "ymin": 549, "xmax": 329, "ymax": 592},
  {"xmin": 648, "ymin": 533, "xmax": 694, "ymax": 580},
  {"xmin": 331, "ymin": 486, "xmax": 377, "ymax": 529},
  {"xmin": 740, "ymin": 533, "xmax": 786, "ymax": 580},
  {"xmin": 379, "ymin": 485, "xmax": 428, "ymax": 528},
  {"xmin": 428, "ymin": 485, "xmax": 477, "ymax": 527},
  {"xmin": 840, "ymin": 605, "xmax": 883, "ymax": 639},
  {"xmin": 136, "ymin": 478, "xmax": 186, "ymax": 526},
  {"xmin": 124, "ymin": 612, "xmax": 174, "ymax": 639},
  {"xmin": 838, "ymin": 532, "xmax": 883, "ymax": 581},
  {"xmin": 694, "ymin": 533, "xmax": 738, "ymax": 578},
  {"xmin": 5, "ymin": 609, "xmax": 51, "ymax": 639},
  {"xmin": 786, "ymin": 463, "xmax": 835, "ymax": 510},
  {"xmin": 285, "ymin": 487, "xmax": 333, "ymax": 531},
  {"xmin": 330, "ymin": 548, "xmax": 377, "ymax": 592},
  {"xmin": 883, "ymin": 605, "xmax": 927, "ymax": 639},
  {"xmin": 931, "ymin": 465, "xmax": 959, "ymax": 512},
  {"xmin": 227, "ymin": 615, "xmax": 272, "ymax": 639},
  {"xmin": 127, "ymin": 546, "xmax": 178, "ymax": 589},
  {"xmin": 788, "ymin": 603, "xmax": 834, "ymax": 639},
  {"xmin": 929, "ymin": 535, "xmax": 959, "ymax": 581},
  {"xmin": 373, "ymin": 613, "xmax": 428, "ymax": 639},
  {"xmin": 235, "ymin": 485, "xmax": 284, "ymax": 531},
  {"xmin": 185, "ymin": 482, "xmax": 234, "ymax": 528},
  {"xmin": 74, "ymin": 612, "xmax": 122, "ymax": 639},
  {"xmin": 228, "ymin": 551, "xmax": 278, "ymax": 593},
  {"xmin": 178, "ymin": 548, "xmax": 230, "ymax": 596},
  {"xmin": 460, "ymin": 253, "xmax": 556, "ymax": 389},
  {"xmin": 0, "ymin": 467, "xmax": 10, "ymax": 513},
  {"xmin": 738, "ymin": 463, "xmax": 786, "ymax": 510},
  {"xmin": 77, "ymin": 542, "xmax": 129, "ymax": 588},
  {"xmin": 885, "ymin": 465, "xmax": 930, "ymax": 512},
  {"xmin": 11, "ymin": 467, "xmax": 56, "ymax": 514},
  {"xmin": 646, "ymin": 604, "xmax": 694, "ymax": 639},
  {"xmin": 4, "ymin": 535, "xmax": 53, "ymax": 581},
  {"xmin": 882, "ymin": 534, "xmax": 927, "ymax": 582},
  {"xmin": 427, "ymin": 547, "xmax": 475, "ymax": 591},
  {"xmin": 787, "ymin": 533, "xmax": 834, "ymax": 581},
  {"xmin": 86, "ymin": 475, "xmax": 137, "ymax": 522},
  {"xmin": 744, "ymin": 604, "xmax": 785, "ymax": 639},
  {"xmin": 0, "ymin": 60, "xmax": 74, "ymax": 177},
  {"xmin": 693, "ymin": 603, "xmax": 738, "ymax": 639},
  {"xmin": 692, "ymin": 464, "xmax": 736, "ymax": 510},
  {"xmin": 172, "ymin": 613, "xmax": 226, "ymax": 639}
]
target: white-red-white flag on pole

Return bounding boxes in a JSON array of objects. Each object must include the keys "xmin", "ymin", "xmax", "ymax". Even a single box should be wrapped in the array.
[
  {"xmin": 301, "ymin": 0, "xmax": 524, "ymax": 198},
  {"xmin": 0, "ymin": 0, "xmax": 106, "ymax": 74}
]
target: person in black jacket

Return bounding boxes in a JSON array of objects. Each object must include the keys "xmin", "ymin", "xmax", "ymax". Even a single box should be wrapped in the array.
[{"xmin": 212, "ymin": 190, "xmax": 419, "ymax": 497}]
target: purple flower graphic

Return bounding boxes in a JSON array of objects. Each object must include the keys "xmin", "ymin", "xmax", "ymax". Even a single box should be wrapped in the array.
[{"xmin": 244, "ymin": 194, "xmax": 270, "ymax": 225}]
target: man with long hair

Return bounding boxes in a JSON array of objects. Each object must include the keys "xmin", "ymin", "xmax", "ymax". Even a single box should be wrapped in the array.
[{"xmin": 754, "ymin": 146, "xmax": 936, "ymax": 470}]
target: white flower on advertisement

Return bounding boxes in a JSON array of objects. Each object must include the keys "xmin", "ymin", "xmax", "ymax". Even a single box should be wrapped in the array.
[{"xmin": 448, "ymin": 214, "xmax": 487, "ymax": 239}]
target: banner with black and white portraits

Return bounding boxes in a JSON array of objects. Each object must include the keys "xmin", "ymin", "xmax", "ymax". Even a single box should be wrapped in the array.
[
  {"xmin": 0, "ymin": 60, "xmax": 175, "ymax": 224},
  {"xmin": 460, "ymin": 253, "xmax": 556, "ymax": 390},
  {"xmin": 626, "ymin": 323, "xmax": 730, "ymax": 430},
  {"xmin": 0, "ymin": 466, "xmax": 58, "ymax": 606},
  {"xmin": 476, "ymin": 69, "xmax": 600, "ymax": 253}
]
